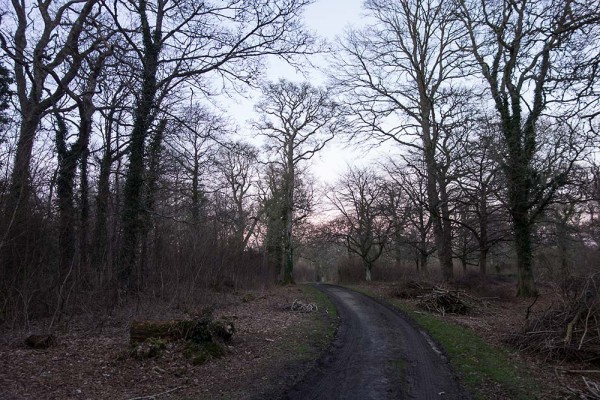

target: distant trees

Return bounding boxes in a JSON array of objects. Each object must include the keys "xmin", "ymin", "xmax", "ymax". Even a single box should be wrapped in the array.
[
  {"xmin": 327, "ymin": 167, "xmax": 392, "ymax": 281},
  {"xmin": 256, "ymin": 79, "xmax": 343, "ymax": 283},
  {"xmin": 452, "ymin": 123, "xmax": 507, "ymax": 275},
  {"xmin": 383, "ymin": 160, "xmax": 436, "ymax": 272},
  {"xmin": 215, "ymin": 142, "xmax": 261, "ymax": 253},
  {"xmin": 334, "ymin": 0, "xmax": 471, "ymax": 281}
]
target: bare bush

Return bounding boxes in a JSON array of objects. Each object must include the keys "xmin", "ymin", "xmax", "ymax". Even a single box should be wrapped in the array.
[{"xmin": 507, "ymin": 273, "xmax": 600, "ymax": 364}]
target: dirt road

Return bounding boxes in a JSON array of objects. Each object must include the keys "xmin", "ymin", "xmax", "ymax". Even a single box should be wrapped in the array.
[{"xmin": 283, "ymin": 285, "xmax": 469, "ymax": 400}]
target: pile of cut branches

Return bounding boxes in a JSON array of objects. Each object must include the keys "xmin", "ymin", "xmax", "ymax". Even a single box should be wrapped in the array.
[
  {"xmin": 290, "ymin": 299, "xmax": 318, "ymax": 312},
  {"xmin": 417, "ymin": 286, "xmax": 473, "ymax": 316},
  {"xmin": 389, "ymin": 281, "xmax": 433, "ymax": 299},
  {"xmin": 507, "ymin": 274, "xmax": 600, "ymax": 364}
]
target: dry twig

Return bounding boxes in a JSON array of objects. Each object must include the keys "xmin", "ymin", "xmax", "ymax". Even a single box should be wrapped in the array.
[{"xmin": 126, "ymin": 386, "xmax": 185, "ymax": 400}]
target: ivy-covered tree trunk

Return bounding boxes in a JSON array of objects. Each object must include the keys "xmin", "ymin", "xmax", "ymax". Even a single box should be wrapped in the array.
[
  {"xmin": 79, "ymin": 149, "xmax": 90, "ymax": 270},
  {"xmin": 54, "ymin": 113, "xmax": 78, "ymax": 281},
  {"xmin": 479, "ymin": 247, "xmax": 488, "ymax": 276},
  {"xmin": 479, "ymin": 194, "xmax": 489, "ymax": 275},
  {"xmin": 514, "ymin": 212, "xmax": 537, "ymax": 297},
  {"xmin": 281, "ymin": 161, "xmax": 295, "ymax": 284},
  {"xmin": 505, "ymin": 118, "xmax": 538, "ymax": 297},
  {"xmin": 139, "ymin": 120, "xmax": 166, "ymax": 288},
  {"xmin": 93, "ymin": 134, "xmax": 112, "ymax": 269},
  {"xmin": 119, "ymin": 0, "xmax": 161, "ymax": 290}
]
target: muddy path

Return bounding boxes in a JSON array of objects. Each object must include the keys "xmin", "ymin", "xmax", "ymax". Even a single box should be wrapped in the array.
[{"xmin": 283, "ymin": 285, "xmax": 469, "ymax": 400}]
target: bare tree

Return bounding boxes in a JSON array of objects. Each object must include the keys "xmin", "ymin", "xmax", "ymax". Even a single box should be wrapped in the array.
[
  {"xmin": 383, "ymin": 160, "xmax": 436, "ymax": 271},
  {"xmin": 255, "ymin": 79, "xmax": 342, "ymax": 283},
  {"xmin": 105, "ymin": 0, "xmax": 316, "ymax": 289},
  {"xmin": 327, "ymin": 167, "xmax": 391, "ymax": 281},
  {"xmin": 164, "ymin": 104, "xmax": 229, "ymax": 225},
  {"xmin": 215, "ymin": 141, "xmax": 260, "ymax": 253},
  {"xmin": 0, "ymin": 0, "xmax": 102, "ymax": 210},
  {"xmin": 457, "ymin": 0, "xmax": 600, "ymax": 295},
  {"xmin": 53, "ymin": 48, "xmax": 113, "ymax": 286},
  {"xmin": 0, "ymin": 0, "xmax": 105, "ymax": 281},
  {"xmin": 333, "ymin": 0, "xmax": 473, "ymax": 280},
  {"xmin": 452, "ymin": 121, "xmax": 508, "ymax": 275},
  {"xmin": 91, "ymin": 72, "xmax": 133, "ymax": 274}
]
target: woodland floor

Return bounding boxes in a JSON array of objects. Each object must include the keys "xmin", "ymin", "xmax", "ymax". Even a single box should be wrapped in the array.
[
  {"xmin": 2, "ymin": 279, "xmax": 598, "ymax": 399},
  {"xmin": 349, "ymin": 279, "xmax": 599, "ymax": 399},
  {"xmin": 0, "ymin": 286, "xmax": 334, "ymax": 400}
]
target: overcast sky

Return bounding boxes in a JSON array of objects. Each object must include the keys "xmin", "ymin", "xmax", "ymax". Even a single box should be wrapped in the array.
[{"xmin": 229, "ymin": 0, "xmax": 389, "ymax": 186}]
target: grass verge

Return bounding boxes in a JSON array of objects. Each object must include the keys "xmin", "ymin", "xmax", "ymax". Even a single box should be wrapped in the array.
[
  {"xmin": 349, "ymin": 285, "xmax": 541, "ymax": 400},
  {"xmin": 296, "ymin": 284, "xmax": 338, "ymax": 352},
  {"xmin": 233, "ymin": 284, "xmax": 338, "ymax": 400}
]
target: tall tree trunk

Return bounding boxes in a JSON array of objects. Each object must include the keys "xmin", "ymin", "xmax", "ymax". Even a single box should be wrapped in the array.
[
  {"xmin": 479, "ymin": 195, "xmax": 488, "ymax": 275},
  {"xmin": 422, "ymin": 128, "xmax": 453, "ymax": 280},
  {"xmin": 190, "ymin": 149, "xmax": 203, "ymax": 226},
  {"xmin": 420, "ymin": 252, "xmax": 428, "ymax": 272},
  {"xmin": 55, "ymin": 112, "xmax": 78, "ymax": 282},
  {"xmin": 139, "ymin": 119, "xmax": 166, "ymax": 289},
  {"xmin": 439, "ymin": 190, "xmax": 454, "ymax": 279},
  {"xmin": 119, "ymin": 7, "xmax": 160, "ymax": 290},
  {"xmin": 281, "ymin": 201, "xmax": 294, "ymax": 284},
  {"xmin": 365, "ymin": 261, "xmax": 372, "ymax": 281},
  {"xmin": 514, "ymin": 207, "xmax": 537, "ymax": 297},
  {"xmin": 93, "ymin": 143, "xmax": 111, "ymax": 269},
  {"xmin": 79, "ymin": 149, "xmax": 89, "ymax": 272},
  {"xmin": 479, "ymin": 247, "xmax": 488, "ymax": 275},
  {"xmin": 281, "ymin": 147, "xmax": 295, "ymax": 284},
  {"xmin": 506, "ymin": 118, "xmax": 538, "ymax": 296}
]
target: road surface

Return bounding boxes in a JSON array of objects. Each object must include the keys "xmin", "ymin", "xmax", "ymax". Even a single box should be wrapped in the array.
[{"xmin": 283, "ymin": 285, "xmax": 469, "ymax": 400}]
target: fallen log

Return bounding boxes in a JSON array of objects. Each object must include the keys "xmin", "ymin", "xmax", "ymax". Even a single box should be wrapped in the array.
[
  {"xmin": 130, "ymin": 317, "xmax": 234, "ymax": 345},
  {"xmin": 25, "ymin": 334, "xmax": 57, "ymax": 349}
]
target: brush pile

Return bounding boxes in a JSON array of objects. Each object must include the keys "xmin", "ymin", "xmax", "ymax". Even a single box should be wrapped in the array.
[
  {"xmin": 416, "ymin": 286, "xmax": 473, "ymax": 315},
  {"xmin": 290, "ymin": 299, "xmax": 318, "ymax": 312},
  {"xmin": 389, "ymin": 281, "xmax": 433, "ymax": 299},
  {"xmin": 507, "ymin": 273, "xmax": 600, "ymax": 364}
]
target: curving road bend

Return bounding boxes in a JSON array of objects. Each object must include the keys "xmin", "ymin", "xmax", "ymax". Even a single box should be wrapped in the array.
[{"xmin": 284, "ymin": 285, "xmax": 469, "ymax": 400}]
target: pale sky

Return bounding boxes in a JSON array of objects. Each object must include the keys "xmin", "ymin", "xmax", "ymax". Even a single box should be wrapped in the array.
[{"xmin": 228, "ymin": 0, "xmax": 392, "ymax": 186}]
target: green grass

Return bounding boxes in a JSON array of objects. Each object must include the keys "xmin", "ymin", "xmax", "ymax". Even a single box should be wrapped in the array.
[
  {"xmin": 349, "ymin": 286, "xmax": 541, "ymax": 400},
  {"xmin": 202, "ymin": 284, "xmax": 339, "ymax": 399}
]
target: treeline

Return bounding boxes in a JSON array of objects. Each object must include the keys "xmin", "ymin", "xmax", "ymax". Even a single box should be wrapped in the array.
[
  {"xmin": 0, "ymin": 0, "xmax": 599, "ymax": 324},
  {"xmin": 0, "ymin": 0, "xmax": 325, "ymax": 323}
]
